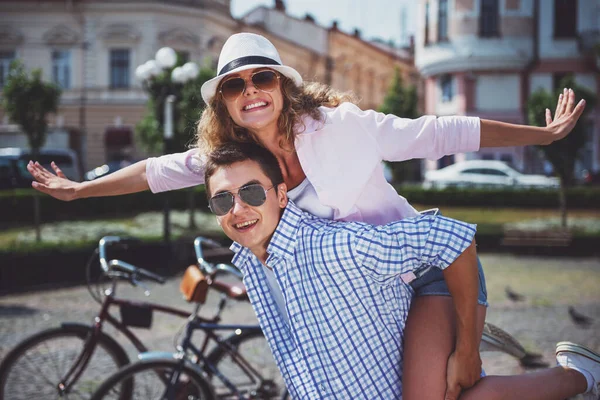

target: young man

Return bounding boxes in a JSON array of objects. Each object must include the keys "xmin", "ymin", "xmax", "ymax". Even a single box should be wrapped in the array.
[{"xmin": 204, "ymin": 142, "xmax": 600, "ymax": 400}]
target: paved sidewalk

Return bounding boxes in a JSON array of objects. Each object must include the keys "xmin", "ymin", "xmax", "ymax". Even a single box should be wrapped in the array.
[{"xmin": 1, "ymin": 253, "xmax": 599, "ymax": 378}]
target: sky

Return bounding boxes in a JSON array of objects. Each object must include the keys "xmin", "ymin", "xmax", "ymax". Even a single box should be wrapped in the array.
[{"xmin": 230, "ymin": 0, "xmax": 417, "ymax": 47}]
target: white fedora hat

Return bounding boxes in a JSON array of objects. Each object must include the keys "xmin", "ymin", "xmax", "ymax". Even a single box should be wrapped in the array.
[{"xmin": 200, "ymin": 33, "xmax": 303, "ymax": 105}]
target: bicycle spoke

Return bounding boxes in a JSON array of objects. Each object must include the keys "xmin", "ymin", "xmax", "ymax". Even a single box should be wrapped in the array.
[
  {"xmin": 44, "ymin": 338, "xmax": 73, "ymax": 379},
  {"xmin": 1, "ymin": 329, "xmax": 123, "ymax": 400},
  {"xmin": 19, "ymin": 351, "xmax": 60, "ymax": 388}
]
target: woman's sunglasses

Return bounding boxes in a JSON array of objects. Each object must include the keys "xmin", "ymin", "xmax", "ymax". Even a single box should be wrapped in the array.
[
  {"xmin": 209, "ymin": 183, "xmax": 274, "ymax": 216},
  {"xmin": 219, "ymin": 70, "xmax": 280, "ymax": 101}
]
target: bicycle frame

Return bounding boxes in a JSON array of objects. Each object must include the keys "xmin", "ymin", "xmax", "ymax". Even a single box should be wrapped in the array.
[
  {"xmin": 140, "ymin": 319, "xmax": 273, "ymax": 400},
  {"xmin": 57, "ymin": 278, "xmax": 218, "ymax": 395}
]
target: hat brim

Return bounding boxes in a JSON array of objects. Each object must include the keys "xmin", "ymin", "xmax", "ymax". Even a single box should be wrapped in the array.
[{"xmin": 201, "ymin": 64, "xmax": 303, "ymax": 105}]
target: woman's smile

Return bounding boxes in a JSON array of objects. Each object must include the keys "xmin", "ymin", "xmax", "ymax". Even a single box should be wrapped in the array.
[{"xmin": 242, "ymin": 101, "xmax": 269, "ymax": 112}]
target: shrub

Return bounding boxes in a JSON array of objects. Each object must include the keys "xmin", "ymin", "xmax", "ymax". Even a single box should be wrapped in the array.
[
  {"xmin": 396, "ymin": 186, "xmax": 600, "ymax": 209},
  {"xmin": 0, "ymin": 187, "xmax": 209, "ymax": 226}
]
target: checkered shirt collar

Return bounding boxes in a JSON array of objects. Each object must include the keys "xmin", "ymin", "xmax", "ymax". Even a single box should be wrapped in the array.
[{"xmin": 229, "ymin": 200, "xmax": 303, "ymax": 267}]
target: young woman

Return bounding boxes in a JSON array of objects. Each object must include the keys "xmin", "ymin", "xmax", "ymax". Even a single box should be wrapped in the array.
[{"xmin": 28, "ymin": 33, "xmax": 587, "ymax": 399}]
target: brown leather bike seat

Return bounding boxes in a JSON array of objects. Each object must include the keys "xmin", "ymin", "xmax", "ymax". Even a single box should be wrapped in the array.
[{"xmin": 209, "ymin": 280, "xmax": 249, "ymax": 301}]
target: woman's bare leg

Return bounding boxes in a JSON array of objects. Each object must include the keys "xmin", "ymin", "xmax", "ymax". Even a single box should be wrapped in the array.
[
  {"xmin": 402, "ymin": 296, "xmax": 487, "ymax": 400},
  {"xmin": 460, "ymin": 367, "xmax": 587, "ymax": 400}
]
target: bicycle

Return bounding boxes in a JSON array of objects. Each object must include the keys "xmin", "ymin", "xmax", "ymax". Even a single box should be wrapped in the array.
[
  {"xmin": 90, "ymin": 301, "xmax": 284, "ymax": 400},
  {"xmin": 0, "ymin": 236, "xmax": 285, "ymax": 400}
]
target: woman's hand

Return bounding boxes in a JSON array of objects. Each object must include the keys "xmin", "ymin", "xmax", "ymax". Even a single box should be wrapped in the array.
[
  {"xmin": 27, "ymin": 161, "xmax": 80, "ymax": 201},
  {"xmin": 543, "ymin": 88, "xmax": 586, "ymax": 145},
  {"xmin": 444, "ymin": 349, "xmax": 482, "ymax": 400}
]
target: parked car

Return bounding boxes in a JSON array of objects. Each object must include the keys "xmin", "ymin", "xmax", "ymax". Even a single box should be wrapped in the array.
[
  {"xmin": 422, "ymin": 160, "xmax": 560, "ymax": 190},
  {"xmin": 0, "ymin": 147, "xmax": 82, "ymax": 190}
]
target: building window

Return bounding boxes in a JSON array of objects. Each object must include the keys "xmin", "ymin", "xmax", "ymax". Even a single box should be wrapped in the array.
[
  {"xmin": 424, "ymin": 2, "xmax": 430, "ymax": 45},
  {"xmin": 438, "ymin": 0, "xmax": 448, "ymax": 41},
  {"xmin": 552, "ymin": 72, "xmax": 572, "ymax": 91},
  {"xmin": 109, "ymin": 49, "xmax": 130, "ymax": 89},
  {"xmin": 440, "ymin": 74, "xmax": 453, "ymax": 102},
  {"xmin": 554, "ymin": 0, "xmax": 577, "ymax": 38},
  {"xmin": 52, "ymin": 50, "xmax": 71, "ymax": 89},
  {"xmin": 479, "ymin": 0, "xmax": 500, "ymax": 37},
  {"xmin": 0, "ymin": 51, "xmax": 16, "ymax": 87},
  {"xmin": 500, "ymin": 154, "xmax": 514, "ymax": 167}
]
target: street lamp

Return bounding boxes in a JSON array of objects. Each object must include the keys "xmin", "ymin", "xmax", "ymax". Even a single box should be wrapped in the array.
[{"xmin": 135, "ymin": 47, "xmax": 200, "ymax": 245}]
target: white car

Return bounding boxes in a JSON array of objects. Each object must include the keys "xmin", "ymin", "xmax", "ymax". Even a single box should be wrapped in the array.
[{"xmin": 423, "ymin": 160, "xmax": 559, "ymax": 190}]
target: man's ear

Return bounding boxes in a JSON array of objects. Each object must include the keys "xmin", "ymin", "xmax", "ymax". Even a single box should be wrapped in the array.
[{"xmin": 277, "ymin": 182, "xmax": 288, "ymax": 209}]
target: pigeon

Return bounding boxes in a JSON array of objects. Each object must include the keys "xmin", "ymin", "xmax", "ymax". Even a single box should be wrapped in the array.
[
  {"xmin": 505, "ymin": 286, "xmax": 526, "ymax": 302},
  {"xmin": 480, "ymin": 323, "xmax": 549, "ymax": 369},
  {"xmin": 568, "ymin": 306, "xmax": 593, "ymax": 328}
]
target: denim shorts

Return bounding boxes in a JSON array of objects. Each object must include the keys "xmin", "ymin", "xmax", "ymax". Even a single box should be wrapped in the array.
[{"xmin": 409, "ymin": 257, "xmax": 488, "ymax": 307}]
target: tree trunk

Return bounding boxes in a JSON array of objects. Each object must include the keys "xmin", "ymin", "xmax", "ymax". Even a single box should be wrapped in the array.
[
  {"xmin": 188, "ymin": 188, "xmax": 196, "ymax": 230},
  {"xmin": 558, "ymin": 183, "xmax": 567, "ymax": 230},
  {"xmin": 31, "ymin": 147, "xmax": 42, "ymax": 242},
  {"xmin": 33, "ymin": 191, "xmax": 41, "ymax": 242}
]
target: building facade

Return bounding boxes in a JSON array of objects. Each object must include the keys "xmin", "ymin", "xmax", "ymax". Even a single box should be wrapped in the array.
[
  {"xmin": 0, "ymin": 0, "xmax": 416, "ymax": 172},
  {"xmin": 415, "ymin": 0, "xmax": 600, "ymax": 176},
  {"xmin": 242, "ymin": 2, "xmax": 418, "ymax": 112},
  {"xmin": 328, "ymin": 25, "xmax": 417, "ymax": 111},
  {"xmin": 0, "ymin": 0, "xmax": 237, "ymax": 169}
]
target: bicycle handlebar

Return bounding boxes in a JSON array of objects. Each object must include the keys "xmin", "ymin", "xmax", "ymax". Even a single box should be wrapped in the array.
[
  {"xmin": 97, "ymin": 235, "xmax": 240, "ymax": 286},
  {"xmin": 98, "ymin": 236, "xmax": 166, "ymax": 284},
  {"xmin": 193, "ymin": 237, "xmax": 242, "ymax": 279},
  {"xmin": 193, "ymin": 237, "xmax": 222, "ymax": 274}
]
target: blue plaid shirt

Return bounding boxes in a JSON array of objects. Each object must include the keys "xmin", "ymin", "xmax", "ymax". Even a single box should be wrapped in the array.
[{"xmin": 230, "ymin": 201, "xmax": 476, "ymax": 399}]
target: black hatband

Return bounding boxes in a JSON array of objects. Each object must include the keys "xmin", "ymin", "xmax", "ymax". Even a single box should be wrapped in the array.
[{"xmin": 218, "ymin": 56, "xmax": 280, "ymax": 76}]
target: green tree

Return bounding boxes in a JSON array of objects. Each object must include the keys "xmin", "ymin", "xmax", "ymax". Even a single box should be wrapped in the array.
[
  {"xmin": 527, "ymin": 76, "xmax": 596, "ymax": 228},
  {"xmin": 135, "ymin": 60, "xmax": 215, "ymax": 230},
  {"xmin": 378, "ymin": 68, "xmax": 419, "ymax": 183},
  {"xmin": 3, "ymin": 60, "xmax": 61, "ymax": 241},
  {"xmin": 136, "ymin": 64, "xmax": 215, "ymax": 154}
]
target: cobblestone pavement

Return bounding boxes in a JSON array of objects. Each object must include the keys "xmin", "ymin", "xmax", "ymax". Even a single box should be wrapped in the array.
[{"xmin": 1, "ymin": 253, "xmax": 599, "ymax": 391}]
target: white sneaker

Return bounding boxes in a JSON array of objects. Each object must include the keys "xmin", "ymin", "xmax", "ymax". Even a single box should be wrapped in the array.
[{"xmin": 556, "ymin": 342, "xmax": 600, "ymax": 400}]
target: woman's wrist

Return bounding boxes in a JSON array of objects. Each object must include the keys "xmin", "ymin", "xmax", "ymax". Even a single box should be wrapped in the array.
[
  {"xmin": 71, "ymin": 181, "xmax": 86, "ymax": 200},
  {"xmin": 455, "ymin": 337, "xmax": 479, "ymax": 356}
]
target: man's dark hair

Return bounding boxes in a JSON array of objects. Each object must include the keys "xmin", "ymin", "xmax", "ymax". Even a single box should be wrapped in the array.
[{"xmin": 204, "ymin": 142, "xmax": 284, "ymax": 198}]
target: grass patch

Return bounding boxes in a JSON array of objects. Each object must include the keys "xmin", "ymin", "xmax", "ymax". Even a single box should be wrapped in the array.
[
  {"xmin": 1, "ymin": 206, "xmax": 599, "ymax": 253},
  {"xmin": 0, "ymin": 210, "xmax": 223, "ymax": 253}
]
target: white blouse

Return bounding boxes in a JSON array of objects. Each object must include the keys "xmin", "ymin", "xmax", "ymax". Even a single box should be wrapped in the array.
[{"xmin": 286, "ymin": 178, "xmax": 334, "ymax": 220}]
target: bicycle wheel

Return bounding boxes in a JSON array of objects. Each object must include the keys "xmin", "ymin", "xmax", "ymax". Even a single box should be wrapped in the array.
[
  {"xmin": 90, "ymin": 359, "xmax": 213, "ymax": 400},
  {"xmin": 206, "ymin": 329, "xmax": 288, "ymax": 400},
  {"xmin": 0, "ymin": 325, "xmax": 130, "ymax": 400}
]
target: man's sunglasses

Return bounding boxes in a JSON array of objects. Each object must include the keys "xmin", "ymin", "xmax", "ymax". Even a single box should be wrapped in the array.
[
  {"xmin": 219, "ymin": 70, "xmax": 280, "ymax": 101},
  {"xmin": 209, "ymin": 183, "xmax": 275, "ymax": 216}
]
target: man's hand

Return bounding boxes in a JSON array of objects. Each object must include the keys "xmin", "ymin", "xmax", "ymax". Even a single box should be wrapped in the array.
[
  {"xmin": 543, "ymin": 88, "xmax": 586, "ymax": 145},
  {"xmin": 444, "ymin": 349, "xmax": 482, "ymax": 400},
  {"xmin": 27, "ymin": 161, "xmax": 80, "ymax": 201}
]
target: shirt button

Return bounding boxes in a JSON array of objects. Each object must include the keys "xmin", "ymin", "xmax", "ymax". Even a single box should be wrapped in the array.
[{"xmin": 320, "ymin": 384, "xmax": 327, "ymax": 393}]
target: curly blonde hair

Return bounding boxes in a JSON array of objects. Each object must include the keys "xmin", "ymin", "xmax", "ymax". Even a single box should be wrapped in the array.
[{"xmin": 195, "ymin": 75, "xmax": 357, "ymax": 154}]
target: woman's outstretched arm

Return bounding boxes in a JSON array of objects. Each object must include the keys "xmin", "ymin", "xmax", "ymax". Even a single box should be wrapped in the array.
[
  {"xmin": 27, "ymin": 159, "xmax": 149, "ymax": 201},
  {"xmin": 480, "ymin": 88, "xmax": 586, "ymax": 148}
]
